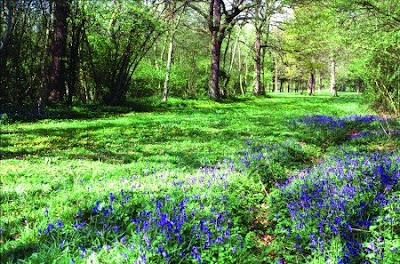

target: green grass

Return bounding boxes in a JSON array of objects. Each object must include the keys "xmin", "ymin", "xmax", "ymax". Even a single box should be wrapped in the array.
[{"xmin": 1, "ymin": 92, "xmax": 395, "ymax": 263}]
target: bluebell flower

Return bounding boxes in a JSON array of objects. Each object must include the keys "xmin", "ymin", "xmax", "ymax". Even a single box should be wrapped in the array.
[
  {"xmin": 59, "ymin": 240, "xmax": 65, "ymax": 249},
  {"xmin": 78, "ymin": 245, "xmax": 86, "ymax": 258},
  {"xmin": 56, "ymin": 219, "xmax": 64, "ymax": 228},
  {"xmin": 191, "ymin": 246, "xmax": 201, "ymax": 263},
  {"xmin": 92, "ymin": 201, "xmax": 100, "ymax": 213},
  {"xmin": 109, "ymin": 193, "xmax": 115, "ymax": 202},
  {"xmin": 44, "ymin": 223, "xmax": 55, "ymax": 234}
]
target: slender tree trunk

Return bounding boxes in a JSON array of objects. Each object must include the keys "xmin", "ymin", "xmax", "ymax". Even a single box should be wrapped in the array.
[
  {"xmin": 261, "ymin": 47, "xmax": 266, "ymax": 94},
  {"xmin": 274, "ymin": 54, "xmax": 279, "ymax": 92},
  {"xmin": 162, "ymin": 34, "xmax": 174, "ymax": 102},
  {"xmin": 238, "ymin": 41, "xmax": 244, "ymax": 95},
  {"xmin": 357, "ymin": 78, "xmax": 362, "ymax": 94},
  {"xmin": 244, "ymin": 47, "xmax": 249, "ymax": 89},
  {"xmin": 253, "ymin": 29, "xmax": 262, "ymax": 95},
  {"xmin": 226, "ymin": 26, "xmax": 240, "ymax": 89},
  {"xmin": 309, "ymin": 71, "xmax": 315, "ymax": 96},
  {"xmin": 330, "ymin": 57, "xmax": 338, "ymax": 97},
  {"xmin": 230, "ymin": 33, "xmax": 239, "ymax": 74},
  {"xmin": 318, "ymin": 72, "xmax": 323, "ymax": 93}
]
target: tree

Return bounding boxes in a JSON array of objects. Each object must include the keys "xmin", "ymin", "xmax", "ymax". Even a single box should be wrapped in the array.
[
  {"xmin": 66, "ymin": 0, "xmax": 86, "ymax": 105},
  {"xmin": 337, "ymin": 0, "xmax": 400, "ymax": 113},
  {"xmin": 86, "ymin": 0, "xmax": 162, "ymax": 105},
  {"xmin": 252, "ymin": 0, "xmax": 281, "ymax": 95},
  {"xmin": 188, "ymin": 0, "xmax": 254, "ymax": 100},
  {"xmin": 279, "ymin": 1, "xmax": 349, "ymax": 96},
  {"xmin": 162, "ymin": 1, "xmax": 186, "ymax": 103},
  {"xmin": 37, "ymin": 0, "xmax": 70, "ymax": 111}
]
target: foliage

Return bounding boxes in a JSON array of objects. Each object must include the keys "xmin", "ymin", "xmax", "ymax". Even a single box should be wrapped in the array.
[
  {"xmin": 268, "ymin": 151, "xmax": 400, "ymax": 263},
  {"xmin": 240, "ymin": 140, "xmax": 311, "ymax": 191}
]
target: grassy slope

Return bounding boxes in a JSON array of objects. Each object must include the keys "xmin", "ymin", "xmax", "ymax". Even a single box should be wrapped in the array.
[{"xmin": 0, "ymin": 93, "xmax": 371, "ymax": 261}]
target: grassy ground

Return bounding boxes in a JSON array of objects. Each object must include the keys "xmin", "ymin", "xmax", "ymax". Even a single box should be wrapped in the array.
[{"xmin": 1, "ymin": 92, "xmax": 396, "ymax": 263}]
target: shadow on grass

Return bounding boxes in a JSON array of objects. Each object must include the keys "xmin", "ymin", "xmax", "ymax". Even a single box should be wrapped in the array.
[
  {"xmin": 0, "ymin": 242, "xmax": 39, "ymax": 263},
  {"xmin": 0, "ymin": 94, "xmax": 369, "ymax": 169},
  {"xmin": 0, "ymin": 99, "xmax": 165, "ymax": 123}
]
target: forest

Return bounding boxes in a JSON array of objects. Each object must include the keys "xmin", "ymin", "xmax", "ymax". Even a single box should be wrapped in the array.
[{"xmin": 1, "ymin": 0, "xmax": 400, "ymax": 263}]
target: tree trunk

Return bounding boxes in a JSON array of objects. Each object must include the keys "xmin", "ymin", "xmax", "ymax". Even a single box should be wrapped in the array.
[
  {"xmin": 208, "ymin": 0, "xmax": 223, "ymax": 100},
  {"xmin": 274, "ymin": 54, "xmax": 279, "ymax": 92},
  {"xmin": 318, "ymin": 72, "xmax": 323, "ymax": 93},
  {"xmin": 261, "ymin": 47, "xmax": 266, "ymax": 94},
  {"xmin": 0, "ymin": 0, "xmax": 12, "ymax": 52},
  {"xmin": 357, "ymin": 78, "xmax": 362, "ymax": 94},
  {"xmin": 162, "ymin": 34, "xmax": 174, "ymax": 102},
  {"xmin": 309, "ymin": 71, "xmax": 315, "ymax": 96},
  {"xmin": 67, "ymin": 16, "xmax": 85, "ymax": 106},
  {"xmin": 253, "ymin": 30, "xmax": 262, "ymax": 95},
  {"xmin": 209, "ymin": 31, "xmax": 222, "ymax": 100},
  {"xmin": 238, "ymin": 40, "xmax": 244, "ymax": 95},
  {"xmin": 38, "ymin": 0, "xmax": 70, "ymax": 111},
  {"xmin": 225, "ymin": 26, "xmax": 240, "ymax": 90},
  {"xmin": 330, "ymin": 57, "xmax": 338, "ymax": 97}
]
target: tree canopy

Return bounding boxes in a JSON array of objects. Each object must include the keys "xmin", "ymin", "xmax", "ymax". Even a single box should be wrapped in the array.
[{"xmin": 0, "ymin": 0, "xmax": 399, "ymax": 113}]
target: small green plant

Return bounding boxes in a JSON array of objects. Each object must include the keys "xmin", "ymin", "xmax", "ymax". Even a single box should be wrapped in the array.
[
  {"xmin": 239, "ymin": 140, "xmax": 311, "ymax": 191},
  {"xmin": 0, "ymin": 113, "xmax": 9, "ymax": 125}
]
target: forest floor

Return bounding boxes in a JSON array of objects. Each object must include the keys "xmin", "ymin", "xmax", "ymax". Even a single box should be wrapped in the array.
[{"xmin": 1, "ymin": 93, "xmax": 399, "ymax": 263}]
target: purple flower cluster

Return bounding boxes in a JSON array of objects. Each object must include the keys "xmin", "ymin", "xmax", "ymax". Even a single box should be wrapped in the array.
[
  {"xmin": 296, "ymin": 115, "xmax": 346, "ymax": 128},
  {"xmin": 129, "ymin": 195, "xmax": 234, "ymax": 262},
  {"xmin": 295, "ymin": 114, "xmax": 390, "ymax": 129},
  {"xmin": 272, "ymin": 151, "xmax": 400, "ymax": 263},
  {"xmin": 38, "ymin": 164, "xmax": 244, "ymax": 263},
  {"xmin": 350, "ymin": 129, "xmax": 400, "ymax": 139}
]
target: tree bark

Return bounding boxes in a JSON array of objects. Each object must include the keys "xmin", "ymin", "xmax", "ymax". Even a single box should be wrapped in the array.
[
  {"xmin": 318, "ymin": 72, "xmax": 323, "ymax": 93},
  {"xmin": 67, "ymin": 12, "xmax": 85, "ymax": 106},
  {"xmin": 330, "ymin": 57, "xmax": 338, "ymax": 97},
  {"xmin": 0, "ymin": 0, "xmax": 12, "ymax": 52},
  {"xmin": 309, "ymin": 71, "xmax": 315, "ymax": 96},
  {"xmin": 209, "ymin": 31, "xmax": 222, "ymax": 100},
  {"xmin": 253, "ymin": 29, "xmax": 262, "ymax": 95},
  {"xmin": 162, "ymin": 34, "xmax": 174, "ymax": 102},
  {"xmin": 238, "ymin": 40, "xmax": 244, "ymax": 95},
  {"xmin": 39, "ymin": 0, "xmax": 70, "ymax": 111},
  {"xmin": 274, "ymin": 54, "xmax": 279, "ymax": 92}
]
